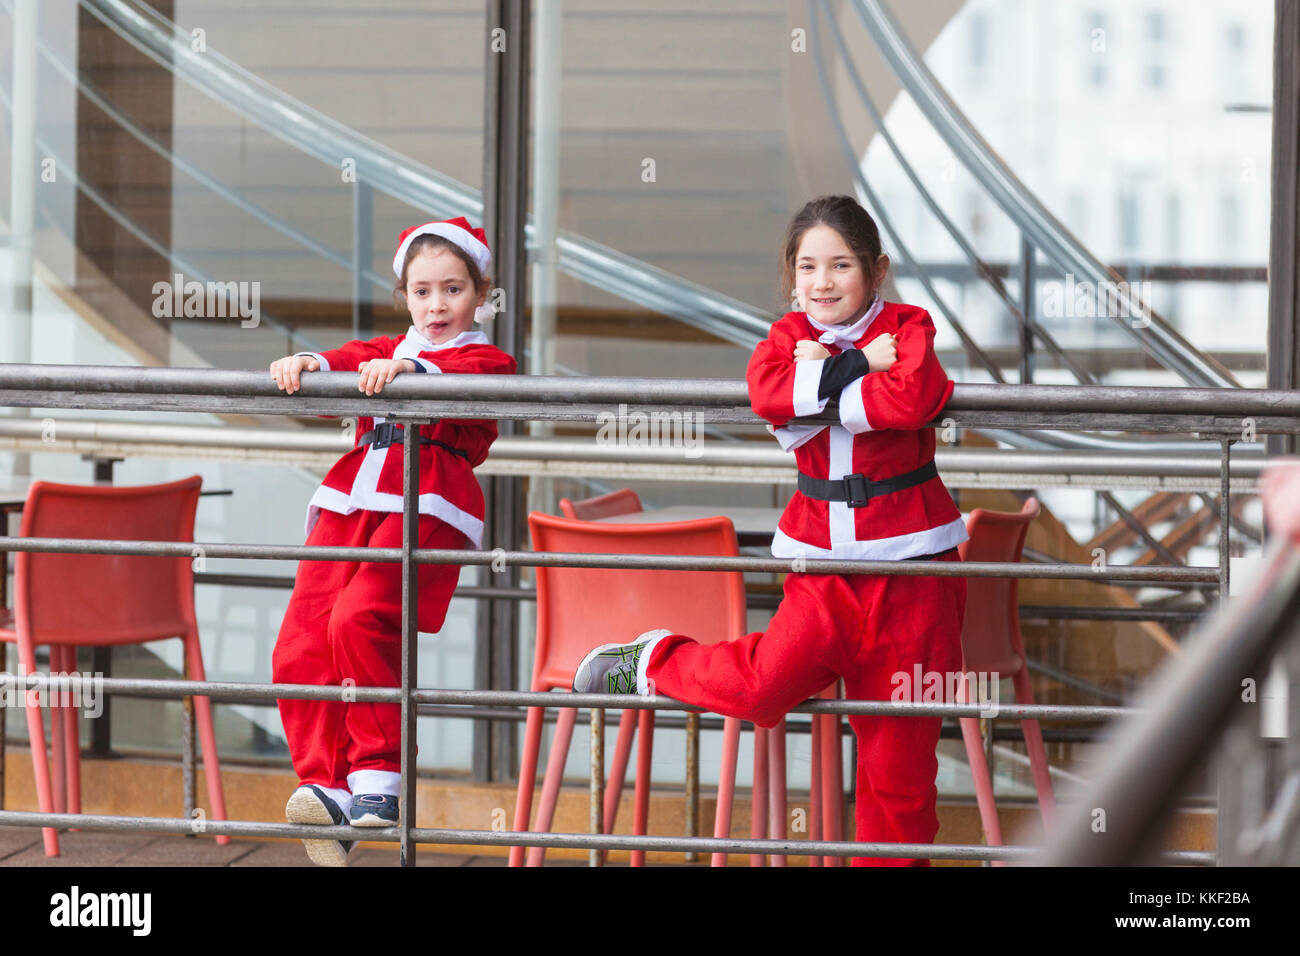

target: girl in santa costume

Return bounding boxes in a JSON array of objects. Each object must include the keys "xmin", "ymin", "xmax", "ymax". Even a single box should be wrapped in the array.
[
  {"xmin": 574, "ymin": 194, "xmax": 968, "ymax": 866},
  {"xmin": 269, "ymin": 217, "xmax": 515, "ymax": 866}
]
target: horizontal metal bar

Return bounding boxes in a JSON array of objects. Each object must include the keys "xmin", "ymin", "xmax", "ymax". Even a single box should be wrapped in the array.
[
  {"xmin": 5, "ymin": 417, "xmax": 1268, "ymax": 477},
  {"xmin": 0, "ymin": 672, "xmax": 1135, "ymax": 720},
  {"xmin": 191, "ymin": 575, "xmax": 1215, "ymax": 624},
  {"xmin": 0, "ymin": 809, "xmax": 1211, "ymax": 863},
  {"xmin": 0, "ymin": 365, "xmax": 1297, "ymax": 419},
  {"xmin": 0, "ymin": 536, "xmax": 1221, "ymax": 583},
  {"xmin": 1019, "ymin": 604, "xmax": 1206, "ymax": 623}
]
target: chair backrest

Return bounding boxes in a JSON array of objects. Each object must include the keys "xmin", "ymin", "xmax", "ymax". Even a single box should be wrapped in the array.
[
  {"xmin": 14, "ymin": 476, "xmax": 203, "ymax": 648},
  {"xmin": 558, "ymin": 488, "xmax": 643, "ymax": 521},
  {"xmin": 956, "ymin": 498, "xmax": 1040, "ymax": 677},
  {"xmin": 528, "ymin": 511, "xmax": 746, "ymax": 692}
]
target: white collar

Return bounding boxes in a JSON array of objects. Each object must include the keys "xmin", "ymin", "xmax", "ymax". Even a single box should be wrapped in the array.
[
  {"xmin": 806, "ymin": 295, "xmax": 883, "ymax": 348},
  {"xmin": 402, "ymin": 326, "xmax": 491, "ymax": 352}
]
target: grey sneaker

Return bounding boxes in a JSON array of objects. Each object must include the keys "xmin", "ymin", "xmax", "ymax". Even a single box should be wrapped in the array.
[
  {"xmin": 285, "ymin": 785, "xmax": 354, "ymax": 867},
  {"xmin": 572, "ymin": 629, "xmax": 671, "ymax": 695}
]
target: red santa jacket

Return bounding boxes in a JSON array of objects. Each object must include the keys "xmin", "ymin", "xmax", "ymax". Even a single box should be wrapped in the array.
[
  {"xmin": 747, "ymin": 297, "xmax": 967, "ymax": 561},
  {"xmin": 296, "ymin": 327, "xmax": 516, "ymax": 547}
]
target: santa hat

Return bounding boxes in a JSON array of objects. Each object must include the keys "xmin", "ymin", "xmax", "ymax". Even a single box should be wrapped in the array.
[
  {"xmin": 392, "ymin": 217, "xmax": 492, "ymax": 279},
  {"xmin": 393, "ymin": 217, "xmax": 496, "ymax": 323}
]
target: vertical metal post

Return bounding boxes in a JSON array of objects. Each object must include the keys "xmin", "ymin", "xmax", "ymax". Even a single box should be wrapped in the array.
[
  {"xmin": 1219, "ymin": 439, "xmax": 1233, "ymax": 606},
  {"xmin": 182, "ymin": 644, "xmax": 195, "ymax": 831},
  {"xmin": 1267, "ymin": 0, "xmax": 1300, "ymax": 458},
  {"xmin": 86, "ymin": 456, "xmax": 118, "ymax": 757},
  {"xmin": 351, "ymin": 179, "xmax": 374, "ymax": 340},
  {"xmin": 478, "ymin": 0, "xmax": 532, "ymax": 783},
  {"xmin": 7, "ymin": 0, "xmax": 37, "ymax": 481},
  {"xmin": 0, "ymin": 643, "xmax": 7, "ymax": 809},
  {"xmin": 589, "ymin": 706, "xmax": 604, "ymax": 867},
  {"xmin": 399, "ymin": 421, "xmax": 422, "ymax": 866},
  {"xmin": 1018, "ymin": 234, "xmax": 1035, "ymax": 384},
  {"xmin": 684, "ymin": 711, "xmax": 699, "ymax": 862}
]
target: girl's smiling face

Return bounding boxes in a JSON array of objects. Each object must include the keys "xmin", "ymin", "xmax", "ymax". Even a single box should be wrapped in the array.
[
  {"xmin": 794, "ymin": 224, "xmax": 888, "ymax": 326},
  {"xmin": 403, "ymin": 247, "xmax": 484, "ymax": 344}
]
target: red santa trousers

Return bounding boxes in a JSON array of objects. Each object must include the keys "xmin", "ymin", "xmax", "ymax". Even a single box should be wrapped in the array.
[
  {"xmin": 644, "ymin": 553, "xmax": 966, "ymax": 866},
  {"xmin": 272, "ymin": 508, "xmax": 464, "ymax": 790}
]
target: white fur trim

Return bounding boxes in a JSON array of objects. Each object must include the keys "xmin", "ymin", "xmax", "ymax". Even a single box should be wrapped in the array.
[
  {"xmin": 806, "ymin": 295, "xmax": 883, "ymax": 349},
  {"xmin": 634, "ymin": 630, "xmax": 674, "ymax": 696},
  {"xmin": 393, "ymin": 326, "xmax": 490, "ymax": 361},
  {"xmin": 770, "ymin": 422, "xmax": 825, "ymax": 452},
  {"xmin": 295, "ymin": 351, "xmax": 330, "ymax": 372},
  {"xmin": 771, "ymin": 518, "xmax": 969, "ymax": 562},
  {"xmin": 828, "ymin": 427, "xmax": 855, "ymax": 546},
  {"xmin": 303, "ymin": 437, "xmax": 485, "ymax": 547},
  {"xmin": 838, "ymin": 377, "xmax": 873, "ymax": 434},
  {"xmin": 410, "ymin": 358, "xmax": 440, "ymax": 374},
  {"xmin": 393, "ymin": 222, "xmax": 491, "ymax": 277},
  {"xmin": 792, "ymin": 358, "xmax": 829, "ymax": 417},
  {"xmin": 348, "ymin": 769, "xmax": 400, "ymax": 797}
]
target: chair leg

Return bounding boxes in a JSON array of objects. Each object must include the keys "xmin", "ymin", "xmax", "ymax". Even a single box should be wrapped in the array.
[
  {"xmin": 750, "ymin": 725, "xmax": 768, "ymax": 867},
  {"xmin": 1012, "ymin": 669, "xmax": 1057, "ymax": 832},
  {"xmin": 526, "ymin": 706, "xmax": 578, "ymax": 867},
  {"xmin": 630, "ymin": 709, "xmax": 654, "ymax": 867},
  {"xmin": 49, "ymin": 646, "xmax": 66, "ymax": 817},
  {"xmin": 184, "ymin": 629, "xmax": 229, "ymax": 845},
  {"xmin": 960, "ymin": 715, "xmax": 1005, "ymax": 855},
  {"xmin": 509, "ymin": 704, "xmax": 546, "ymax": 867},
  {"xmin": 711, "ymin": 716, "xmax": 740, "ymax": 867},
  {"xmin": 808, "ymin": 714, "xmax": 823, "ymax": 867},
  {"xmin": 62, "ymin": 658, "xmax": 80, "ymax": 817},
  {"xmin": 820, "ymin": 708, "xmax": 844, "ymax": 867},
  {"xmin": 767, "ymin": 717, "xmax": 787, "ymax": 866},
  {"xmin": 19, "ymin": 644, "xmax": 59, "ymax": 856}
]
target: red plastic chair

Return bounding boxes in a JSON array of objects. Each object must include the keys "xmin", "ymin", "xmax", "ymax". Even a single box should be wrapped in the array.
[
  {"xmin": 511, "ymin": 511, "xmax": 748, "ymax": 866},
  {"xmin": 559, "ymin": 488, "xmax": 643, "ymax": 521},
  {"xmin": 956, "ymin": 498, "xmax": 1055, "ymax": 860},
  {"xmin": 0, "ymin": 476, "xmax": 228, "ymax": 856}
]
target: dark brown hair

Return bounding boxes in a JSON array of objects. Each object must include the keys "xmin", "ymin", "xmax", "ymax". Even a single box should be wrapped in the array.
[
  {"xmin": 392, "ymin": 234, "xmax": 491, "ymax": 311},
  {"xmin": 779, "ymin": 194, "xmax": 885, "ymax": 302}
]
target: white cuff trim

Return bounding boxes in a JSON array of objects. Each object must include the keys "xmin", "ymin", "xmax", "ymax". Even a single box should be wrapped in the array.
[
  {"xmin": 296, "ymin": 351, "xmax": 330, "ymax": 372},
  {"xmin": 838, "ymin": 376, "xmax": 873, "ymax": 434},
  {"xmin": 770, "ymin": 517, "xmax": 969, "ymax": 562},
  {"xmin": 770, "ymin": 423, "xmax": 826, "ymax": 452},
  {"xmin": 792, "ymin": 359, "xmax": 830, "ymax": 417},
  {"xmin": 412, "ymin": 357, "xmax": 440, "ymax": 374},
  {"xmin": 635, "ymin": 629, "xmax": 674, "ymax": 696}
]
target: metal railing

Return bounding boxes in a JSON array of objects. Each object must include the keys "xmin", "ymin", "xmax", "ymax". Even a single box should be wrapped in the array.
[{"xmin": 1, "ymin": 365, "xmax": 1297, "ymax": 864}]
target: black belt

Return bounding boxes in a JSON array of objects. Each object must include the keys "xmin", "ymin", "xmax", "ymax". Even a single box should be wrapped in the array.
[
  {"xmin": 798, "ymin": 460, "xmax": 938, "ymax": 508},
  {"xmin": 359, "ymin": 422, "xmax": 469, "ymax": 461}
]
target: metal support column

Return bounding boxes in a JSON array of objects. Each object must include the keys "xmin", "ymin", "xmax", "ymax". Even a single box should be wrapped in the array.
[
  {"xmin": 351, "ymin": 180, "xmax": 374, "ymax": 340},
  {"xmin": 399, "ymin": 420, "xmax": 423, "ymax": 866},
  {"xmin": 7, "ymin": 0, "xmax": 38, "ymax": 480},
  {"xmin": 477, "ymin": 0, "xmax": 532, "ymax": 782},
  {"xmin": 1019, "ymin": 234, "xmax": 1035, "ymax": 384},
  {"xmin": 1268, "ymin": 0, "xmax": 1300, "ymax": 458},
  {"xmin": 589, "ymin": 707, "xmax": 604, "ymax": 867}
]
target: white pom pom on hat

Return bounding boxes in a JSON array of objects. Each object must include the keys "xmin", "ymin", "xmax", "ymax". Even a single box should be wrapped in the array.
[{"xmin": 392, "ymin": 217, "xmax": 492, "ymax": 279}]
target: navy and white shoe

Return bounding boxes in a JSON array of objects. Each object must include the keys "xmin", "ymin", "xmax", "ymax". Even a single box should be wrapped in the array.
[
  {"xmin": 285, "ymin": 785, "xmax": 353, "ymax": 867},
  {"xmin": 350, "ymin": 793, "xmax": 399, "ymax": 827},
  {"xmin": 572, "ymin": 629, "xmax": 671, "ymax": 695}
]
